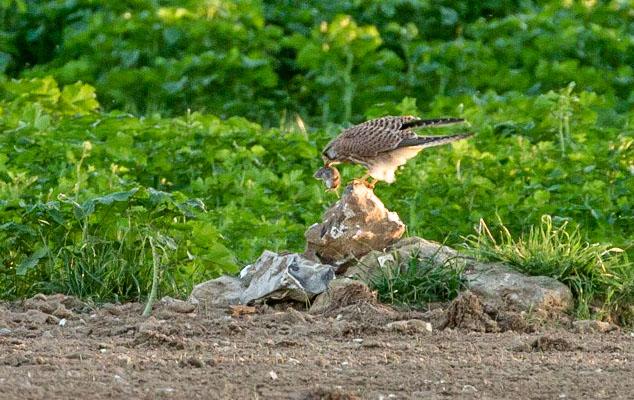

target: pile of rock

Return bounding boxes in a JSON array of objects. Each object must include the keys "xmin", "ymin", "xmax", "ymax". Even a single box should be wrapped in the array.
[
  {"xmin": 191, "ymin": 182, "xmax": 405, "ymax": 308},
  {"xmin": 190, "ymin": 182, "xmax": 574, "ymax": 327}
]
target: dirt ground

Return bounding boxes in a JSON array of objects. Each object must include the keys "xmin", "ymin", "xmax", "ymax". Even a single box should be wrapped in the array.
[{"xmin": 0, "ymin": 294, "xmax": 632, "ymax": 400}]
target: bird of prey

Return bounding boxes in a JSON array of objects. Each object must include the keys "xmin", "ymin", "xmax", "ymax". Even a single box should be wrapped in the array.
[{"xmin": 315, "ymin": 116, "xmax": 472, "ymax": 190}]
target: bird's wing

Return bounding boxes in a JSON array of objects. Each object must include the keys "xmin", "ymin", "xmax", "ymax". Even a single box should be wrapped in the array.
[
  {"xmin": 332, "ymin": 116, "xmax": 420, "ymax": 157},
  {"xmin": 397, "ymin": 132, "xmax": 474, "ymax": 149}
]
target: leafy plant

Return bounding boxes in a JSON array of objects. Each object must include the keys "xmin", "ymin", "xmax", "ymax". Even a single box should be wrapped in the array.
[
  {"xmin": 0, "ymin": 187, "xmax": 237, "ymax": 302},
  {"xmin": 4, "ymin": 1, "xmax": 632, "ymax": 124},
  {"xmin": 463, "ymin": 215, "xmax": 634, "ymax": 324}
]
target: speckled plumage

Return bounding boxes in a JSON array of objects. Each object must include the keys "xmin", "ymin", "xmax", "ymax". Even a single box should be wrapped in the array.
[{"xmin": 320, "ymin": 115, "xmax": 472, "ymax": 186}]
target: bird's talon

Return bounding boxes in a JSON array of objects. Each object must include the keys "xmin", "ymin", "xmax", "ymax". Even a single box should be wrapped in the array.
[
  {"xmin": 364, "ymin": 179, "xmax": 378, "ymax": 190},
  {"xmin": 350, "ymin": 177, "xmax": 376, "ymax": 190}
]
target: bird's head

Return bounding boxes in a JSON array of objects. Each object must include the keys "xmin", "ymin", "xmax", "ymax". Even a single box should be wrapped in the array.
[{"xmin": 322, "ymin": 145, "xmax": 337, "ymax": 165}]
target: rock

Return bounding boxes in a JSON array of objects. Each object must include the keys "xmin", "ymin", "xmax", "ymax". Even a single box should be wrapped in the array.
[
  {"xmin": 304, "ymin": 182, "xmax": 405, "ymax": 268},
  {"xmin": 572, "ymin": 320, "xmax": 619, "ymax": 334},
  {"xmin": 391, "ymin": 237, "xmax": 460, "ymax": 265},
  {"xmin": 385, "ymin": 319, "xmax": 432, "ymax": 334},
  {"xmin": 464, "ymin": 261, "xmax": 573, "ymax": 314},
  {"xmin": 160, "ymin": 296, "xmax": 196, "ymax": 314},
  {"xmin": 0, "ymin": 327, "xmax": 12, "ymax": 336},
  {"xmin": 25, "ymin": 309, "xmax": 54, "ymax": 325},
  {"xmin": 346, "ymin": 236, "xmax": 573, "ymax": 315},
  {"xmin": 52, "ymin": 304, "xmax": 74, "ymax": 319},
  {"xmin": 529, "ymin": 335, "xmax": 575, "ymax": 352},
  {"xmin": 190, "ymin": 251, "xmax": 335, "ymax": 307},
  {"xmin": 344, "ymin": 250, "xmax": 397, "ymax": 283},
  {"xmin": 189, "ymin": 275, "xmax": 243, "ymax": 307},
  {"xmin": 309, "ymin": 278, "xmax": 377, "ymax": 314},
  {"xmin": 345, "ymin": 237, "xmax": 464, "ymax": 282},
  {"xmin": 240, "ymin": 251, "xmax": 335, "ymax": 304},
  {"xmin": 23, "ymin": 293, "xmax": 86, "ymax": 315}
]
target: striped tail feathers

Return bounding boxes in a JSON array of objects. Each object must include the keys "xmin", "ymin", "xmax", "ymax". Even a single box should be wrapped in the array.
[
  {"xmin": 397, "ymin": 132, "xmax": 474, "ymax": 149},
  {"xmin": 401, "ymin": 117, "xmax": 465, "ymax": 130}
]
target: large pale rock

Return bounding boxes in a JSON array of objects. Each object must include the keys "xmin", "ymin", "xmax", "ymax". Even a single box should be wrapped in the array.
[
  {"xmin": 190, "ymin": 251, "xmax": 335, "ymax": 307},
  {"xmin": 464, "ymin": 261, "xmax": 573, "ymax": 313},
  {"xmin": 240, "ymin": 251, "xmax": 335, "ymax": 304},
  {"xmin": 304, "ymin": 182, "xmax": 405, "ymax": 268}
]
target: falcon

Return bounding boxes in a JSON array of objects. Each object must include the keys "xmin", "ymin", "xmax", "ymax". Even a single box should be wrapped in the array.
[{"xmin": 315, "ymin": 116, "xmax": 473, "ymax": 190}]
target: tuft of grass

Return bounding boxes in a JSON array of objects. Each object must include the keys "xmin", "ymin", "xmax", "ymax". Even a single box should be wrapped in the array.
[
  {"xmin": 463, "ymin": 215, "xmax": 634, "ymax": 325},
  {"xmin": 370, "ymin": 251, "xmax": 466, "ymax": 308}
]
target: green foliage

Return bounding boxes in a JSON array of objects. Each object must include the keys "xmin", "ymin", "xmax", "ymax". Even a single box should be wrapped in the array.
[
  {"xmin": 2, "ymin": 1, "xmax": 632, "ymax": 123},
  {"xmin": 464, "ymin": 216, "xmax": 634, "ymax": 325},
  {"xmin": 1, "ymin": 186, "xmax": 237, "ymax": 301},
  {"xmin": 370, "ymin": 251, "xmax": 466, "ymax": 307},
  {"xmin": 2, "ymin": 0, "xmax": 282, "ymax": 119}
]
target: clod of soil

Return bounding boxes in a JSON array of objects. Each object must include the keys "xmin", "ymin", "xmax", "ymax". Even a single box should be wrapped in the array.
[
  {"xmin": 309, "ymin": 279, "xmax": 380, "ymax": 317},
  {"xmin": 530, "ymin": 335, "xmax": 578, "ymax": 352},
  {"xmin": 297, "ymin": 387, "xmax": 361, "ymax": 400},
  {"xmin": 441, "ymin": 291, "xmax": 500, "ymax": 332},
  {"xmin": 441, "ymin": 291, "xmax": 534, "ymax": 333}
]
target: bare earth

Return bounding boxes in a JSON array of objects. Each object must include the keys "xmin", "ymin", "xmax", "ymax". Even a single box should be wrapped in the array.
[{"xmin": 1, "ymin": 296, "xmax": 632, "ymax": 400}]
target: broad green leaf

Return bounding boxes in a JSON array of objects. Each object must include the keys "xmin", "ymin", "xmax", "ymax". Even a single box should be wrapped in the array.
[{"xmin": 17, "ymin": 247, "xmax": 48, "ymax": 276}]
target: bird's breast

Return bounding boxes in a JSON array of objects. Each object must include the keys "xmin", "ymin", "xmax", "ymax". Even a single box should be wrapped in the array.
[{"xmin": 367, "ymin": 146, "xmax": 423, "ymax": 183}]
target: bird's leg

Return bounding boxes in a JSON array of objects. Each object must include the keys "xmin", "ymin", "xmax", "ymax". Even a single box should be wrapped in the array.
[
  {"xmin": 351, "ymin": 173, "xmax": 376, "ymax": 189},
  {"xmin": 366, "ymin": 178, "xmax": 379, "ymax": 189}
]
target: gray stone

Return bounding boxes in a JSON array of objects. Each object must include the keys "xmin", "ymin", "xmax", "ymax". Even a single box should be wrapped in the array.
[
  {"xmin": 189, "ymin": 275, "xmax": 243, "ymax": 307},
  {"xmin": 391, "ymin": 237, "xmax": 460, "ymax": 264},
  {"xmin": 345, "ymin": 237, "xmax": 464, "ymax": 282},
  {"xmin": 304, "ymin": 182, "xmax": 405, "ymax": 268},
  {"xmin": 464, "ymin": 261, "xmax": 573, "ymax": 313}
]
